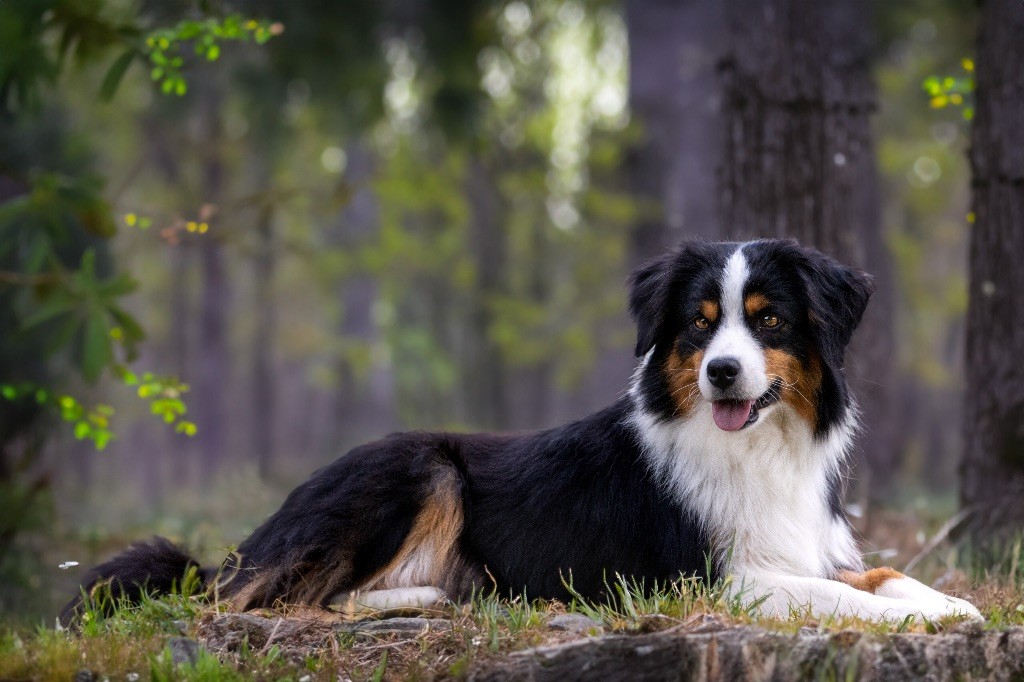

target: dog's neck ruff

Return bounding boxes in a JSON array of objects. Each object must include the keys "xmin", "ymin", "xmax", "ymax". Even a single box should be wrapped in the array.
[{"xmin": 628, "ymin": 357, "xmax": 860, "ymax": 579}]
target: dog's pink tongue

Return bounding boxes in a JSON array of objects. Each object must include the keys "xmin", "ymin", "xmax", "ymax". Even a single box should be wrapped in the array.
[{"xmin": 712, "ymin": 400, "xmax": 753, "ymax": 431}]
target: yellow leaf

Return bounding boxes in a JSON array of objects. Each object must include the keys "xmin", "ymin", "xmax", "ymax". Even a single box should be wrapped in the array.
[{"xmin": 962, "ymin": 58, "xmax": 974, "ymax": 72}]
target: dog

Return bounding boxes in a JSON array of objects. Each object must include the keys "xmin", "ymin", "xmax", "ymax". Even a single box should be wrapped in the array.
[{"xmin": 62, "ymin": 238, "xmax": 981, "ymax": 624}]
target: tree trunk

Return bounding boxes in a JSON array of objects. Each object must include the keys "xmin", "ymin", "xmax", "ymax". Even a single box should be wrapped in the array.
[
  {"xmin": 195, "ymin": 88, "xmax": 230, "ymax": 477},
  {"xmin": 625, "ymin": 0, "xmax": 725, "ymax": 259},
  {"xmin": 961, "ymin": 0, "xmax": 1024, "ymax": 535},
  {"xmin": 717, "ymin": 0, "xmax": 896, "ymax": 494},
  {"xmin": 331, "ymin": 142, "xmax": 395, "ymax": 450},
  {"xmin": 252, "ymin": 201, "xmax": 276, "ymax": 479},
  {"xmin": 462, "ymin": 157, "xmax": 509, "ymax": 429}
]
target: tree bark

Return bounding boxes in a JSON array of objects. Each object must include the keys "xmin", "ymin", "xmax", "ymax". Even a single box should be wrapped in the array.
[
  {"xmin": 961, "ymin": 0, "xmax": 1024, "ymax": 535},
  {"xmin": 625, "ymin": 0, "xmax": 725, "ymax": 259},
  {"xmin": 331, "ymin": 142, "xmax": 395, "ymax": 450},
  {"xmin": 195, "ymin": 87, "xmax": 230, "ymax": 477},
  {"xmin": 252, "ymin": 201, "xmax": 276, "ymax": 479},
  {"xmin": 717, "ymin": 0, "xmax": 896, "ymax": 493}
]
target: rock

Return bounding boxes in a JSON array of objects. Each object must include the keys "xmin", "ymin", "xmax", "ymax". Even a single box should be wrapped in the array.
[
  {"xmin": 172, "ymin": 619, "xmax": 189, "ymax": 634},
  {"xmin": 547, "ymin": 614, "xmax": 604, "ymax": 634},
  {"xmin": 168, "ymin": 637, "xmax": 200, "ymax": 666},
  {"xmin": 73, "ymin": 670, "xmax": 96, "ymax": 682},
  {"xmin": 469, "ymin": 625, "xmax": 1024, "ymax": 681}
]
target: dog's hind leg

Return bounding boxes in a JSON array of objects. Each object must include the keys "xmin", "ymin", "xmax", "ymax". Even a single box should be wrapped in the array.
[
  {"xmin": 216, "ymin": 436, "xmax": 487, "ymax": 612},
  {"xmin": 337, "ymin": 461, "xmax": 487, "ymax": 608}
]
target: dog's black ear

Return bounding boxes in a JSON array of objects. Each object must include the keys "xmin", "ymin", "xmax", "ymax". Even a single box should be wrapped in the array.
[
  {"xmin": 628, "ymin": 250, "xmax": 677, "ymax": 357},
  {"xmin": 796, "ymin": 247, "xmax": 875, "ymax": 360}
]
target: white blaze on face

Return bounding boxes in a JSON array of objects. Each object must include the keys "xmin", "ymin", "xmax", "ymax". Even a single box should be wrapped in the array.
[{"xmin": 699, "ymin": 246, "xmax": 769, "ymax": 401}]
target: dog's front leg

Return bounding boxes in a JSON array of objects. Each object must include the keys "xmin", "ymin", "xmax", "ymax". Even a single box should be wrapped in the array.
[{"xmin": 733, "ymin": 570, "xmax": 982, "ymax": 622}]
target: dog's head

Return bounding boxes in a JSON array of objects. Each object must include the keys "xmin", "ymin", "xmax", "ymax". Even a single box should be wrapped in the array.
[{"xmin": 629, "ymin": 239, "xmax": 873, "ymax": 436}]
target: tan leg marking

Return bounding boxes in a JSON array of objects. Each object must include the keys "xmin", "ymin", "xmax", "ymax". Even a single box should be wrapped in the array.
[
  {"xmin": 358, "ymin": 467, "xmax": 464, "ymax": 591},
  {"xmin": 836, "ymin": 567, "xmax": 906, "ymax": 594}
]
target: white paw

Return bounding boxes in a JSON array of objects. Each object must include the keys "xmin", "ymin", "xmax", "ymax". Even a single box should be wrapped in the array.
[
  {"xmin": 937, "ymin": 594, "xmax": 983, "ymax": 621},
  {"xmin": 876, "ymin": 576, "xmax": 983, "ymax": 621}
]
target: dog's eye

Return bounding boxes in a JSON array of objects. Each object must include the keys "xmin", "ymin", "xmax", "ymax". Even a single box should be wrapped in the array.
[
  {"xmin": 760, "ymin": 314, "xmax": 781, "ymax": 328},
  {"xmin": 694, "ymin": 316, "xmax": 710, "ymax": 330}
]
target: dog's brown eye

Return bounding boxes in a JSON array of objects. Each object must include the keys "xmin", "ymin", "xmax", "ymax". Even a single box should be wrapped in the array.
[
  {"xmin": 761, "ymin": 314, "xmax": 780, "ymax": 328},
  {"xmin": 694, "ymin": 317, "xmax": 710, "ymax": 330}
]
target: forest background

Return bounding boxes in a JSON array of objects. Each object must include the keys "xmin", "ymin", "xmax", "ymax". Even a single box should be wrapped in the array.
[{"xmin": 0, "ymin": 0, "xmax": 1014, "ymax": 624}]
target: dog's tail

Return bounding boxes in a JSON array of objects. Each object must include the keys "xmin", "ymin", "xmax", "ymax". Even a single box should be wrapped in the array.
[{"xmin": 59, "ymin": 537, "xmax": 209, "ymax": 627}]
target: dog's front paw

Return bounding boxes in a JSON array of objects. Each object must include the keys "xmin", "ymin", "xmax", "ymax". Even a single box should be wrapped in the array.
[
  {"xmin": 936, "ymin": 594, "xmax": 983, "ymax": 621},
  {"xmin": 875, "ymin": 575, "xmax": 983, "ymax": 621}
]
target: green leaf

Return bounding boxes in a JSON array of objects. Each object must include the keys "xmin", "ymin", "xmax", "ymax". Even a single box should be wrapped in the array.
[
  {"xmin": 21, "ymin": 296, "xmax": 75, "ymax": 330},
  {"xmin": 94, "ymin": 430, "xmax": 113, "ymax": 450},
  {"xmin": 80, "ymin": 308, "xmax": 112, "ymax": 382},
  {"xmin": 100, "ymin": 49, "xmax": 137, "ymax": 101},
  {"xmin": 175, "ymin": 421, "xmax": 197, "ymax": 436},
  {"xmin": 74, "ymin": 421, "xmax": 91, "ymax": 440}
]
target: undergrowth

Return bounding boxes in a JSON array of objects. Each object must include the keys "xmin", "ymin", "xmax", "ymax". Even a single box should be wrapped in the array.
[{"xmin": 2, "ymin": 553, "xmax": 1023, "ymax": 681}]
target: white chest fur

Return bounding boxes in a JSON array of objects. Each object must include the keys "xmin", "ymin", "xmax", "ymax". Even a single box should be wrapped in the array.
[{"xmin": 630, "ymin": 397, "xmax": 862, "ymax": 579}]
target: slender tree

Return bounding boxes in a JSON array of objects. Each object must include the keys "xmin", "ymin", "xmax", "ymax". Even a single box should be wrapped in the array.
[
  {"xmin": 624, "ymin": 0, "xmax": 725, "ymax": 258},
  {"xmin": 961, "ymin": 0, "xmax": 1024, "ymax": 535}
]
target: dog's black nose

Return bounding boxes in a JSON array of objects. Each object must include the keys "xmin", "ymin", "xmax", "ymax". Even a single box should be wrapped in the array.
[{"xmin": 707, "ymin": 357, "xmax": 741, "ymax": 389}]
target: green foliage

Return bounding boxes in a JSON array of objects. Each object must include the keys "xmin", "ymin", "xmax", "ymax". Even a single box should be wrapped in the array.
[
  {"xmin": 923, "ymin": 58, "xmax": 976, "ymax": 120},
  {"xmin": 142, "ymin": 15, "xmax": 283, "ymax": 97},
  {"xmin": 0, "ymin": 3, "xmax": 274, "ymax": 453}
]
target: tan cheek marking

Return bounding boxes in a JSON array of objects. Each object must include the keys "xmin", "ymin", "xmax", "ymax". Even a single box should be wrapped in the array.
[
  {"xmin": 699, "ymin": 300, "xmax": 720, "ymax": 323},
  {"xmin": 744, "ymin": 292, "xmax": 770, "ymax": 317},
  {"xmin": 836, "ymin": 567, "xmax": 905, "ymax": 594},
  {"xmin": 665, "ymin": 348, "xmax": 704, "ymax": 417},
  {"xmin": 763, "ymin": 348, "xmax": 822, "ymax": 429}
]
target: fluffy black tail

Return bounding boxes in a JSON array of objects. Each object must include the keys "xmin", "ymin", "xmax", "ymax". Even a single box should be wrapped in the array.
[{"xmin": 59, "ymin": 537, "xmax": 207, "ymax": 627}]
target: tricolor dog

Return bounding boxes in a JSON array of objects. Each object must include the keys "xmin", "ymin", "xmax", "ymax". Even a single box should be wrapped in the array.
[{"xmin": 63, "ymin": 239, "xmax": 981, "ymax": 624}]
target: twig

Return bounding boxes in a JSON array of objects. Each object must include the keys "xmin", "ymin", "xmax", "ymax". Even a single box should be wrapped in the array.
[
  {"xmin": 904, "ymin": 506, "xmax": 975, "ymax": 573},
  {"xmin": 355, "ymin": 639, "xmax": 419, "ymax": 652},
  {"xmin": 259, "ymin": 617, "xmax": 284, "ymax": 655},
  {"xmin": 0, "ymin": 270, "xmax": 60, "ymax": 285}
]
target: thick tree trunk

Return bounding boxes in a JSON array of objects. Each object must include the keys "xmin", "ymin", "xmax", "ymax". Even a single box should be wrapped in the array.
[
  {"xmin": 717, "ymin": 0, "xmax": 896, "ymax": 493},
  {"xmin": 961, "ymin": 0, "xmax": 1024, "ymax": 535}
]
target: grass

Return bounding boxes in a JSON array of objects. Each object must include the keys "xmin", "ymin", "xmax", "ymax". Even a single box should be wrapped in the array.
[
  {"xmin": 2, "ymin": 561, "xmax": 1023, "ymax": 682},
  {"xmin": 5, "ymin": 487, "xmax": 1024, "ymax": 679}
]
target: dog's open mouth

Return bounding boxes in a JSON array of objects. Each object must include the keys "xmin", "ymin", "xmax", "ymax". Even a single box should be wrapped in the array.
[{"xmin": 711, "ymin": 379, "xmax": 782, "ymax": 432}]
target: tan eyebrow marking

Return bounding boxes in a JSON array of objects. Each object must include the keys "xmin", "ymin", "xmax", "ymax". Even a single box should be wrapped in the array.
[
  {"xmin": 699, "ymin": 300, "xmax": 720, "ymax": 322},
  {"xmin": 744, "ymin": 292, "xmax": 770, "ymax": 317}
]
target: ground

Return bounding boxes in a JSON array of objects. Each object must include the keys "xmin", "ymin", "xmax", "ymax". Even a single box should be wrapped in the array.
[{"xmin": 2, "ymin": 564, "xmax": 1024, "ymax": 681}]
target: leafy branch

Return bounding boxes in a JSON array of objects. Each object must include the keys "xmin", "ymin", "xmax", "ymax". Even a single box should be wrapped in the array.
[{"xmin": 102, "ymin": 14, "xmax": 284, "ymax": 99}]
